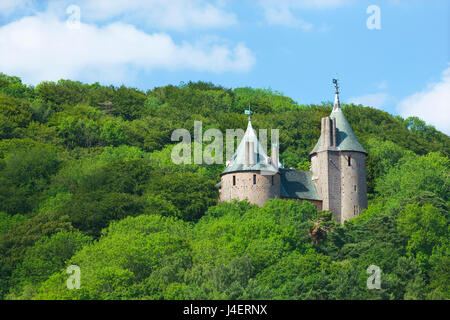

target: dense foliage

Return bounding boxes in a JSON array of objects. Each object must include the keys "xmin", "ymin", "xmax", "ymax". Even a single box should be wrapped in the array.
[{"xmin": 0, "ymin": 73, "xmax": 448, "ymax": 300}]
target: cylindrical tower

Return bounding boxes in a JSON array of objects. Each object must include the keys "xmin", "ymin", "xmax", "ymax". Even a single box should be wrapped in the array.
[
  {"xmin": 309, "ymin": 79, "xmax": 368, "ymax": 224},
  {"xmin": 219, "ymin": 171, "xmax": 281, "ymax": 206},
  {"xmin": 218, "ymin": 118, "xmax": 281, "ymax": 207},
  {"xmin": 340, "ymin": 151, "xmax": 367, "ymax": 221}
]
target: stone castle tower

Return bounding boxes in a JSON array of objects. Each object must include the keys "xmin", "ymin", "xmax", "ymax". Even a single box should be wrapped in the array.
[
  {"xmin": 309, "ymin": 80, "xmax": 368, "ymax": 223},
  {"xmin": 217, "ymin": 80, "xmax": 368, "ymax": 223},
  {"xmin": 218, "ymin": 118, "xmax": 282, "ymax": 206}
]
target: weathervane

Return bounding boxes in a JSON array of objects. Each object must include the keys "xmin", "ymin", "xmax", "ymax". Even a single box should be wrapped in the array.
[
  {"xmin": 244, "ymin": 103, "xmax": 253, "ymax": 121},
  {"xmin": 332, "ymin": 77, "xmax": 341, "ymax": 111},
  {"xmin": 333, "ymin": 78, "xmax": 339, "ymax": 94}
]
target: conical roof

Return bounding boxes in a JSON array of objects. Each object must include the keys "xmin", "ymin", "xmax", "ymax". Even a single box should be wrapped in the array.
[
  {"xmin": 222, "ymin": 120, "xmax": 281, "ymax": 175},
  {"xmin": 310, "ymin": 93, "xmax": 366, "ymax": 155}
]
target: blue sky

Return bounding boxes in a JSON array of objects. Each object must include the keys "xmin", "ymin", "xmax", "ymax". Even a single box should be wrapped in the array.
[{"xmin": 0, "ymin": 0, "xmax": 449, "ymax": 133}]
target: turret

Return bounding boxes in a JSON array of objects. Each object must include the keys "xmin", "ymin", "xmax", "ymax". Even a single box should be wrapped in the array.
[
  {"xmin": 218, "ymin": 107, "xmax": 281, "ymax": 206},
  {"xmin": 310, "ymin": 79, "xmax": 368, "ymax": 223}
]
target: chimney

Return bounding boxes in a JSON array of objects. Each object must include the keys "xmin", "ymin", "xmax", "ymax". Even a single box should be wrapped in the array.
[
  {"xmin": 320, "ymin": 117, "xmax": 336, "ymax": 150},
  {"xmin": 248, "ymin": 141, "xmax": 255, "ymax": 166},
  {"xmin": 271, "ymin": 144, "xmax": 279, "ymax": 168},
  {"xmin": 331, "ymin": 117, "xmax": 336, "ymax": 147},
  {"xmin": 245, "ymin": 141, "xmax": 249, "ymax": 166},
  {"xmin": 321, "ymin": 117, "xmax": 329, "ymax": 149}
]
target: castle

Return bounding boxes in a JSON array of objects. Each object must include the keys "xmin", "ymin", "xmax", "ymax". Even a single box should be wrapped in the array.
[{"xmin": 217, "ymin": 80, "xmax": 368, "ymax": 224}]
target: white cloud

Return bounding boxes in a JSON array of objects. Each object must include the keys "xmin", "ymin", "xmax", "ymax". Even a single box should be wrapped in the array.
[
  {"xmin": 260, "ymin": 0, "xmax": 352, "ymax": 10},
  {"xmin": 257, "ymin": 0, "xmax": 352, "ymax": 29},
  {"xmin": 397, "ymin": 67, "xmax": 450, "ymax": 135},
  {"xmin": 262, "ymin": 5, "xmax": 313, "ymax": 30},
  {"xmin": 347, "ymin": 93, "xmax": 391, "ymax": 108},
  {"xmin": 0, "ymin": 0, "xmax": 33, "ymax": 16},
  {"xmin": 79, "ymin": 0, "xmax": 238, "ymax": 30},
  {"xmin": 375, "ymin": 80, "xmax": 388, "ymax": 90},
  {"xmin": 3, "ymin": 0, "xmax": 237, "ymax": 31},
  {"xmin": 0, "ymin": 13, "xmax": 255, "ymax": 84}
]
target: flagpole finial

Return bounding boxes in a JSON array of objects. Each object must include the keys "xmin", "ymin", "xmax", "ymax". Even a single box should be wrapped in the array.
[
  {"xmin": 244, "ymin": 103, "xmax": 253, "ymax": 122},
  {"xmin": 332, "ymin": 78, "xmax": 341, "ymax": 111},
  {"xmin": 333, "ymin": 78, "xmax": 339, "ymax": 94}
]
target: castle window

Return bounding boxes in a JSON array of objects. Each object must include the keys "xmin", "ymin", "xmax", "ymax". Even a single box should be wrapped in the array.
[
  {"xmin": 271, "ymin": 175, "xmax": 274, "ymax": 185},
  {"xmin": 348, "ymin": 156, "xmax": 351, "ymax": 166},
  {"xmin": 253, "ymin": 174, "xmax": 256, "ymax": 184},
  {"xmin": 354, "ymin": 185, "xmax": 357, "ymax": 192},
  {"xmin": 233, "ymin": 176, "xmax": 236, "ymax": 186}
]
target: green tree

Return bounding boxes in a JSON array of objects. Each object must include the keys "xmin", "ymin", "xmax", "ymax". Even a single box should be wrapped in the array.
[
  {"xmin": 57, "ymin": 116, "xmax": 100, "ymax": 148},
  {"xmin": 100, "ymin": 119, "xmax": 127, "ymax": 146},
  {"xmin": 34, "ymin": 215, "xmax": 191, "ymax": 300},
  {"xmin": 146, "ymin": 172, "xmax": 218, "ymax": 221},
  {"xmin": 0, "ymin": 73, "xmax": 34, "ymax": 99},
  {"xmin": 0, "ymin": 146, "xmax": 61, "ymax": 214},
  {"xmin": 0, "ymin": 211, "xmax": 74, "ymax": 298},
  {"xmin": 8, "ymin": 231, "xmax": 91, "ymax": 299},
  {"xmin": 398, "ymin": 203, "xmax": 448, "ymax": 270},
  {"xmin": 0, "ymin": 94, "xmax": 33, "ymax": 139}
]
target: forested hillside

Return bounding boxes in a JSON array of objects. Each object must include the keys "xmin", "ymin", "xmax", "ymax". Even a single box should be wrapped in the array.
[{"xmin": 0, "ymin": 73, "xmax": 448, "ymax": 300}]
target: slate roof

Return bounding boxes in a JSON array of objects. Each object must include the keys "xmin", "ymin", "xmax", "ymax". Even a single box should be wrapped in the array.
[
  {"xmin": 279, "ymin": 169, "xmax": 320, "ymax": 201},
  {"xmin": 310, "ymin": 95, "xmax": 366, "ymax": 155},
  {"xmin": 221, "ymin": 120, "xmax": 281, "ymax": 175}
]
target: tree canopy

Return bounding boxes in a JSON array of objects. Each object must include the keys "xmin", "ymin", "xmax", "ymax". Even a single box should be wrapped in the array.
[{"xmin": 0, "ymin": 73, "xmax": 448, "ymax": 300}]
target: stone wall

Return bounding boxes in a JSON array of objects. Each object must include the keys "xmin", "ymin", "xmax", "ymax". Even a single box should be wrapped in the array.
[
  {"xmin": 311, "ymin": 149, "xmax": 367, "ymax": 224},
  {"xmin": 311, "ymin": 150, "xmax": 341, "ymax": 222},
  {"xmin": 219, "ymin": 171, "xmax": 281, "ymax": 206},
  {"xmin": 339, "ymin": 151, "xmax": 368, "ymax": 222}
]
